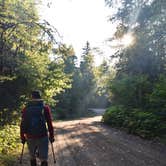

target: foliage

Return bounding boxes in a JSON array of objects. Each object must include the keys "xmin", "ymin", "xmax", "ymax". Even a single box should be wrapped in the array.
[
  {"xmin": 102, "ymin": 105, "xmax": 126, "ymax": 127},
  {"xmin": 150, "ymin": 75, "xmax": 166, "ymax": 106},
  {"xmin": 150, "ymin": 75, "xmax": 166, "ymax": 116},
  {"xmin": 93, "ymin": 59, "xmax": 114, "ymax": 107},
  {"xmin": 102, "ymin": 106, "xmax": 166, "ymax": 139},
  {"xmin": 0, "ymin": 0, "xmax": 70, "ymax": 125},
  {"xmin": 55, "ymin": 42, "xmax": 96, "ymax": 118},
  {"xmin": 0, "ymin": 125, "xmax": 21, "ymax": 154},
  {"xmin": 79, "ymin": 42, "xmax": 96, "ymax": 110},
  {"xmin": 53, "ymin": 44, "xmax": 78, "ymax": 118},
  {"xmin": 55, "ymin": 42, "xmax": 113, "ymax": 119},
  {"xmin": 103, "ymin": 0, "xmax": 166, "ymax": 140},
  {"xmin": 106, "ymin": 0, "xmax": 166, "ymax": 74},
  {"xmin": 0, "ymin": 124, "xmax": 21, "ymax": 166},
  {"xmin": 110, "ymin": 74, "xmax": 151, "ymax": 108}
]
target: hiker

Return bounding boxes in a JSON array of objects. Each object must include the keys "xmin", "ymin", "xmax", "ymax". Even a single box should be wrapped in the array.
[{"xmin": 20, "ymin": 90, "xmax": 55, "ymax": 166}]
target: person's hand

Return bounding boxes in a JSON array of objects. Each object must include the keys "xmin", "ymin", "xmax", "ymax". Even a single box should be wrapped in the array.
[{"xmin": 49, "ymin": 137, "xmax": 55, "ymax": 143}]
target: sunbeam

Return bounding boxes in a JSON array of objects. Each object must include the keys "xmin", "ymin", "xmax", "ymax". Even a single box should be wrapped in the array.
[{"xmin": 121, "ymin": 33, "xmax": 135, "ymax": 47}]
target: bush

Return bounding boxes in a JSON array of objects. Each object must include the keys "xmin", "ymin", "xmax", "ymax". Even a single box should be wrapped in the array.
[
  {"xmin": 128, "ymin": 111, "xmax": 160, "ymax": 138},
  {"xmin": 102, "ymin": 105, "xmax": 126, "ymax": 127},
  {"xmin": 102, "ymin": 106, "xmax": 166, "ymax": 139},
  {"xmin": 0, "ymin": 125, "xmax": 20, "ymax": 154},
  {"xmin": 0, "ymin": 125, "xmax": 21, "ymax": 166}
]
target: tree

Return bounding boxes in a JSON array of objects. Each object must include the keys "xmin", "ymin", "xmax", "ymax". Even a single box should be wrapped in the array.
[
  {"xmin": 93, "ymin": 59, "xmax": 114, "ymax": 107},
  {"xmin": 79, "ymin": 41, "xmax": 96, "ymax": 110},
  {"xmin": 106, "ymin": 0, "xmax": 166, "ymax": 73},
  {"xmin": 102, "ymin": 0, "xmax": 166, "ymax": 138},
  {"xmin": 53, "ymin": 44, "xmax": 78, "ymax": 118},
  {"xmin": 55, "ymin": 42, "xmax": 102, "ymax": 119},
  {"xmin": 105, "ymin": 0, "xmax": 166, "ymax": 109},
  {"xmin": 0, "ymin": 0, "xmax": 70, "ymax": 125}
]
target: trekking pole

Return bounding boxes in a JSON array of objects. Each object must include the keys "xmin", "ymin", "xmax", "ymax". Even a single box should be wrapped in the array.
[
  {"xmin": 19, "ymin": 143, "xmax": 25, "ymax": 164},
  {"xmin": 51, "ymin": 142, "xmax": 56, "ymax": 163}
]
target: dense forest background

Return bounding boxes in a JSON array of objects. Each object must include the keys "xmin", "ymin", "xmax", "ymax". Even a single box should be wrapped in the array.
[
  {"xmin": 103, "ymin": 0, "xmax": 166, "ymax": 139},
  {"xmin": 0, "ymin": 0, "xmax": 165, "ymax": 165}
]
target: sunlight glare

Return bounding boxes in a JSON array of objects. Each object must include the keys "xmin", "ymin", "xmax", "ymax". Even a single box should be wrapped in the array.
[{"xmin": 121, "ymin": 33, "xmax": 135, "ymax": 47}]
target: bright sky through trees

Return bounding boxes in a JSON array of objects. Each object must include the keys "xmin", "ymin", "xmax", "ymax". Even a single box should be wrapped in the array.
[
  {"xmin": 122, "ymin": 33, "xmax": 135, "ymax": 47},
  {"xmin": 40, "ymin": 0, "xmax": 116, "ymax": 65}
]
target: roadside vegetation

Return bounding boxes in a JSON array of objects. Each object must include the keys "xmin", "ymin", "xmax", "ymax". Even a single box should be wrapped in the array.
[
  {"xmin": 0, "ymin": 0, "xmax": 70, "ymax": 164},
  {"xmin": 0, "ymin": 125, "xmax": 21, "ymax": 166},
  {"xmin": 102, "ymin": 0, "xmax": 166, "ymax": 143},
  {"xmin": 0, "ymin": 0, "xmax": 165, "ymax": 165}
]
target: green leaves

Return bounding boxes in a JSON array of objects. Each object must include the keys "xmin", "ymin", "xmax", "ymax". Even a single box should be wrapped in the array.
[
  {"xmin": 0, "ymin": 125, "xmax": 20, "ymax": 154},
  {"xmin": 0, "ymin": 0, "xmax": 72, "ymax": 125},
  {"xmin": 110, "ymin": 74, "xmax": 151, "ymax": 108},
  {"xmin": 103, "ymin": 0, "xmax": 166, "ymax": 141},
  {"xmin": 102, "ymin": 106, "xmax": 165, "ymax": 139}
]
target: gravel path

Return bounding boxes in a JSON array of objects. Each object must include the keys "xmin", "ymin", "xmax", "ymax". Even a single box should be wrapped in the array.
[{"xmin": 15, "ymin": 116, "xmax": 166, "ymax": 166}]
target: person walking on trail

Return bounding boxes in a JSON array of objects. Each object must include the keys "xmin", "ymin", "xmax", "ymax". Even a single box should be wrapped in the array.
[{"xmin": 20, "ymin": 90, "xmax": 55, "ymax": 166}]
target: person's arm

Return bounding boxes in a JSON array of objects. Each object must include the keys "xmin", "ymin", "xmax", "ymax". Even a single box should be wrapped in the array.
[
  {"xmin": 20, "ymin": 108, "xmax": 26, "ymax": 144},
  {"xmin": 44, "ymin": 105, "xmax": 54, "ymax": 142}
]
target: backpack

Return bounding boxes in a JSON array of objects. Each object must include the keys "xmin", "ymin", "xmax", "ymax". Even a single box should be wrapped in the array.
[{"xmin": 24, "ymin": 105, "xmax": 47, "ymax": 136}]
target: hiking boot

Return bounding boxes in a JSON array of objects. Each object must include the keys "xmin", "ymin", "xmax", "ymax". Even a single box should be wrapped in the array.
[
  {"xmin": 30, "ymin": 159, "xmax": 37, "ymax": 166},
  {"xmin": 41, "ymin": 161, "xmax": 48, "ymax": 166}
]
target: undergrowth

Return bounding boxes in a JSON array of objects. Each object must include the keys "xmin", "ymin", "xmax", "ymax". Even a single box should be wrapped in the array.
[
  {"xmin": 0, "ymin": 125, "xmax": 22, "ymax": 166},
  {"xmin": 102, "ymin": 105, "xmax": 166, "ymax": 142}
]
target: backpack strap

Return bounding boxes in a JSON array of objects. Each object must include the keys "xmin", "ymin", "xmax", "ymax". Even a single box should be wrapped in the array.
[{"xmin": 42, "ymin": 105, "xmax": 49, "ymax": 123}]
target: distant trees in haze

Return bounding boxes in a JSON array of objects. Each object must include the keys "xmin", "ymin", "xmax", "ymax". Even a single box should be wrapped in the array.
[{"xmin": 55, "ymin": 42, "xmax": 112, "ymax": 119}]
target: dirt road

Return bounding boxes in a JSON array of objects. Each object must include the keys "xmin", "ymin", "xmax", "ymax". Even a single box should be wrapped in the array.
[
  {"xmin": 53, "ymin": 116, "xmax": 166, "ymax": 166},
  {"xmin": 16, "ymin": 116, "xmax": 166, "ymax": 166}
]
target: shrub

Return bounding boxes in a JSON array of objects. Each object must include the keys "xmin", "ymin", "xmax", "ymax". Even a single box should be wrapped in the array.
[
  {"xmin": 0, "ymin": 125, "xmax": 20, "ymax": 154},
  {"xmin": 102, "ymin": 105, "xmax": 126, "ymax": 127},
  {"xmin": 102, "ymin": 106, "xmax": 166, "ymax": 139}
]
